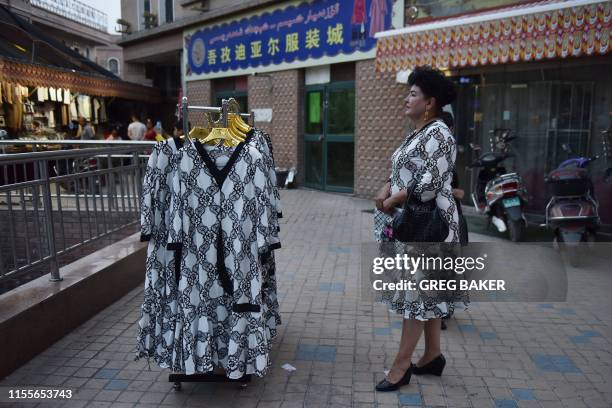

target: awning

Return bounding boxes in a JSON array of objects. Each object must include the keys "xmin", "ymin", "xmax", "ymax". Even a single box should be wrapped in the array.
[
  {"xmin": 0, "ymin": 57, "xmax": 161, "ymax": 102},
  {"xmin": 374, "ymin": 0, "xmax": 611, "ymax": 73}
]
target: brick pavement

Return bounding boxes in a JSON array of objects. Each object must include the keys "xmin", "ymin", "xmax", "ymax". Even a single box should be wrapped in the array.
[{"xmin": 1, "ymin": 189, "xmax": 611, "ymax": 408}]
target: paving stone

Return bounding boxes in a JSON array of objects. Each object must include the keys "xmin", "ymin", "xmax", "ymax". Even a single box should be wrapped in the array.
[{"xmin": 1, "ymin": 190, "xmax": 610, "ymax": 408}]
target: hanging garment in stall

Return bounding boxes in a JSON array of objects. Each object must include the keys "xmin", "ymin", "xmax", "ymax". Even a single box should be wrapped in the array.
[
  {"xmin": 44, "ymin": 102, "xmax": 56, "ymax": 128},
  {"xmin": 99, "ymin": 99, "xmax": 107, "ymax": 122},
  {"xmin": 36, "ymin": 87, "xmax": 45, "ymax": 102},
  {"xmin": 77, "ymin": 95, "xmax": 91, "ymax": 120},
  {"xmin": 69, "ymin": 99, "xmax": 78, "ymax": 121},
  {"xmin": 49, "ymin": 87, "xmax": 57, "ymax": 102},
  {"xmin": 6, "ymin": 89, "xmax": 23, "ymax": 130},
  {"xmin": 93, "ymin": 98, "xmax": 100, "ymax": 124},
  {"xmin": 4, "ymin": 82, "xmax": 13, "ymax": 104},
  {"xmin": 61, "ymin": 104, "xmax": 68, "ymax": 126},
  {"xmin": 63, "ymin": 89, "xmax": 71, "ymax": 105}
]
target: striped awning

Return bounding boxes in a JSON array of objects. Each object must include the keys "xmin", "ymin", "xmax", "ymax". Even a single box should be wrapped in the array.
[{"xmin": 374, "ymin": 0, "xmax": 611, "ymax": 73}]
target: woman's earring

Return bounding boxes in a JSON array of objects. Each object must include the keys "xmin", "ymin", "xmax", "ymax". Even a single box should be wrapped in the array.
[{"xmin": 424, "ymin": 107, "xmax": 429, "ymax": 121}]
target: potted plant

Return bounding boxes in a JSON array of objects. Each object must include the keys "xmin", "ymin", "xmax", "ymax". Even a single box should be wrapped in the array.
[{"xmin": 115, "ymin": 18, "xmax": 131, "ymax": 34}]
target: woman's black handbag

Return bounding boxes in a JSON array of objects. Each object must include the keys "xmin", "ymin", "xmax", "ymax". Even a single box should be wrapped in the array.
[{"xmin": 392, "ymin": 174, "xmax": 449, "ymax": 243}]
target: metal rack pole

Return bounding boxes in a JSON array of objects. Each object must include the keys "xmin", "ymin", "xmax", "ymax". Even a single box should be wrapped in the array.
[{"xmin": 181, "ymin": 97, "xmax": 189, "ymax": 135}]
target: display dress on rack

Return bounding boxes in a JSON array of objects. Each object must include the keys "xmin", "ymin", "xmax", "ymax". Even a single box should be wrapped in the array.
[
  {"xmin": 137, "ymin": 136, "xmax": 184, "ymax": 369},
  {"xmin": 168, "ymin": 136, "xmax": 277, "ymax": 377},
  {"xmin": 136, "ymin": 104, "xmax": 283, "ymax": 381}
]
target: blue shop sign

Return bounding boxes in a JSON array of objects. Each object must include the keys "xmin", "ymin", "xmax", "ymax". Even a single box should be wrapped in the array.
[{"xmin": 185, "ymin": 0, "xmax": 392, "ymax": 76}]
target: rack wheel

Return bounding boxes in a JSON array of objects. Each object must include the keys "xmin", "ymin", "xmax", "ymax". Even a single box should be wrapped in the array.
[{"xmin": 173, "ymin": 382, "xmax": 182, "ymax": 391}]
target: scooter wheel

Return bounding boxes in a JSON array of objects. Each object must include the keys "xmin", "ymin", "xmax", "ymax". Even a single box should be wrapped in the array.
[{"xmin": 508, "ymin": 219, "xmax": 526, "ymax": 242}]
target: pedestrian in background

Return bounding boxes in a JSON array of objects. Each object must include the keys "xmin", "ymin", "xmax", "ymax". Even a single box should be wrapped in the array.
[
  {"xmin": 127, "ymin": 114, "xmax": 146, "ymax": 141},
  {"xmin": 78, "ymin": 116, "xmax": 95, "ymax": 140},
  {"xmin": 144, "ymin": 118, "xmax": 157, "ymax": 141}
]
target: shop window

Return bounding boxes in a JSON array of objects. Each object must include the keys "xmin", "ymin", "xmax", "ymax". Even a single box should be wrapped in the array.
[
  {"xmin": 165, "ymin": 0, "xmax": 174, "ymax": 23},
  {"xmin": 108, "ymin": 58, "xmax": 120, "ymax": 75}
]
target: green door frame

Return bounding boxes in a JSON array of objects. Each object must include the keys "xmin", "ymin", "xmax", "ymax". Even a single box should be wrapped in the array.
[{"xmin": 303, "ymin": 80, "xmax": 355, "ymax": 193}]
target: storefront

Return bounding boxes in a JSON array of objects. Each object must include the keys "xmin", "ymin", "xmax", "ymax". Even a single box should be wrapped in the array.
[
  {"xmin": 0, "ymin": 4, "xmax": 161, "ymax": 145},
  {"xmin": 375, "ymin": 0, "xmax": 612, "ymax": 225},
  {"xmin": 183, "ymin": 0, "xmax": 403, "ymax": 193}
]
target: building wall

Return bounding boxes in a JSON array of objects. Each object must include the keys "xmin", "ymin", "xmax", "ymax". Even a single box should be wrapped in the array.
[
  {"xmin": 185, "ymin": 80, "xmax": 213, "ymax": 126},
  {"xmin": 248, "ymin": 69, "xmax": 303, "ymax": 172},
  {"xmin": 94, "ymin": 46, "xmax": 124, "ymax": 78},
  {"xmin": 354, "ymin": 59, "xmax": 409, "ymax": 198}
]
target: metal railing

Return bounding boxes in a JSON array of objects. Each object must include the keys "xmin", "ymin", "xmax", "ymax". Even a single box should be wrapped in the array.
[
  {"xmin": 30, "ymin": 0, "xmax": 108, "ymax": 32},
  {"xmin": 0, "ymin": 140, "xmax": 155, "ymax": 290}
]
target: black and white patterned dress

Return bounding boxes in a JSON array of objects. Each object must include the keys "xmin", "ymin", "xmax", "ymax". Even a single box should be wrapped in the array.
[
  {"xmin": 375, "ymin": 120, "xmax": 469, "ymax": 320},
  {"xmin": 167, "ymin": 139, "xmax": 276, "ymax": 378},
  {"xmin": 248, "ymin": 129, "xmax": 282, "ymax": 335},
  {"xmin": 137, "ymin": 138, "xmax": 183, "ymax": 368}
]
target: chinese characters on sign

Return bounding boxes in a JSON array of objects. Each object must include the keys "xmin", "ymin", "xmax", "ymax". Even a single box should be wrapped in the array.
[{"xmin": 185, "ymin": 0, "xmax": 392, "ymax": 76}]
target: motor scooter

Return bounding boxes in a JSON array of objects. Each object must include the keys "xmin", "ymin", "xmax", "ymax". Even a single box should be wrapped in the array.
[
  {"xmin": 469, "ymin": 129, "xmax": 528, "ymax": 242},
  {"xmin": 544, "ymin": 143, "xmax": 600, "ymax": 266}
]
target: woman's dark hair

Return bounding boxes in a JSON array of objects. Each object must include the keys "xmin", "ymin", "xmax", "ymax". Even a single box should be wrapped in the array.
[
  {"xmin": 407, "ymin": 66, "xmax": 457, "ymax": 110},
  {"xmin": 439, "ymin": 111, "xmax": 454, "ymax": 129}
]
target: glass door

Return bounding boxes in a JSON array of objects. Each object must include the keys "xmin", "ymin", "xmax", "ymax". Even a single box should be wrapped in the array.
[{"xmin": 304, "ymin": 81, "xmax": 355, "ymax": 192}]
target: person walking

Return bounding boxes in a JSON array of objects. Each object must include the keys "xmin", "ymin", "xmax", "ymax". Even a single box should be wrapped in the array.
[
  {"xmin": 372, "ymin": 66, "xmax": 469, "ymax": 392},
  {"xmin": 127, "ymin": 114, "xmax": 146, "ymax": 141}
]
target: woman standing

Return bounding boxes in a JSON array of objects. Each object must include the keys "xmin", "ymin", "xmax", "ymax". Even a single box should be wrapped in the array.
[{"xmin": 373, "ymin": 66, "xmax": 469, "ymax": 391}]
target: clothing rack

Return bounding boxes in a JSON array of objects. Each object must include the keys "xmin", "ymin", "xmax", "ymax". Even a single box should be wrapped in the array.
[
  {"xmin": 169, "ymin": 96, "xmax": 254, "ymax": 391},
  {"xmin": 180, "ymin": 96, "xmax": 254, "ymax": 137}
]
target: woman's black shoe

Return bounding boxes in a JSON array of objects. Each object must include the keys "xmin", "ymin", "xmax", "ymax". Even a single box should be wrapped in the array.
[
  {"xmin": 375, "ymin": 364, "xmax": 413, "ymax": 392},
  {"xmin": 441, "ymin": 319, "xmax": 447, "ymax": 330},
  {"xmin": 412, "ymin": 354, "xmax": 446, "ymax": 376}
]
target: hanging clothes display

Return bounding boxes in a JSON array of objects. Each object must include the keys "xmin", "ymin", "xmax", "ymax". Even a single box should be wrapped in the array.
[
  {"xmin": 137, "ymin": 137, "xmax": 184, "ymax": 370},
  {"xmin": 69, "ymin": 98, "xmax": 78, "ymax": 121},
  {"xmin": 61, "ymin": 104, "xmax": 68, "ymax": 126},
  {"xmin": 99, "ymin": 99, "xmax": 107, "ymax": 122},
  {"xmin": 136, "ymin": 104, "xmax": 282, "ymax": 382},
  {"xmin": 77, "ymin": 95, "xmax": 91, "ymax": 120},
  {"xmin": 4, "ymin": 82, "xmax": 13, "ymax": 104},
  {"xmin": 93, "ymin": 98, "xmax": 100, "ymax": 124}
]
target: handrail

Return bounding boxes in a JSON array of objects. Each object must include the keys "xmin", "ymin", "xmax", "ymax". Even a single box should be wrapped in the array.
[
  {"xmin": 0, "ymin": 146, "xmax": 145, "ymax": 164},
  {"xmin": 0, "ymin": 140, "xmax": 157, "ymax": 146},
  {"xmin": 0, "ymin": 144, "xmax": 149, "ymax": 292}
]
